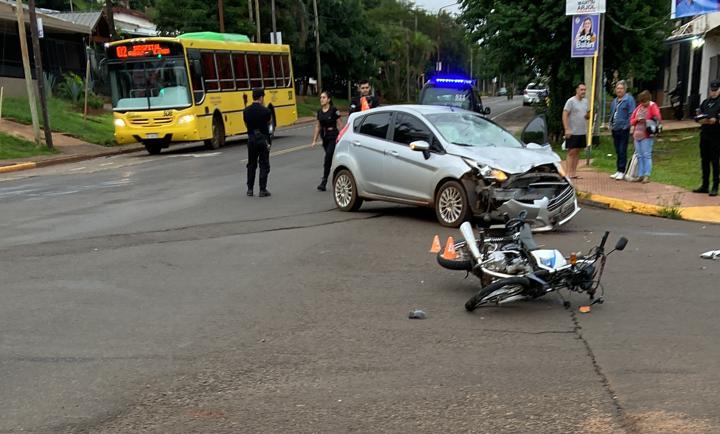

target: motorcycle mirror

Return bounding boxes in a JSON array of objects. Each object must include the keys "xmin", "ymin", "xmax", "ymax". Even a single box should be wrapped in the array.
[{"xmin": 615, "ymin": 237, "xmax": 628, "ymax": 251}]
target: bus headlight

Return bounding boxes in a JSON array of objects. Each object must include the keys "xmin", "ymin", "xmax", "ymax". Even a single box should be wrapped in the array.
[
  {"xmin": 114, "ymin": 118, "xmax": 126, "ymax": 128},
  {"xmin": 178, "ymin": 114, "xmax": 195, "ymax": 125}
]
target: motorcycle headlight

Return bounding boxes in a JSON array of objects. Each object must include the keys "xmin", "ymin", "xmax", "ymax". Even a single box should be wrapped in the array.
[{"xmin": 463, "ymin": 158, "xmax": 508, "ymax": 182}]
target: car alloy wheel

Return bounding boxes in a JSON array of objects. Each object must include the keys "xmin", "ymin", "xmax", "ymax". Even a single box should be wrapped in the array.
[
  {"xmin": 335, "ymin": 173, "xmax": 353, "ymax": 208},
  {"xmin": 435, "ymin": 180, "xmax": 469, "ymax": 227}
]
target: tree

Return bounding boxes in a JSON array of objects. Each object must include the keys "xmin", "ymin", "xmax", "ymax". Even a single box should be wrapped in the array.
[{"xmin": 461, "ymin": 0, "xmax": 671, "ymax": 137}]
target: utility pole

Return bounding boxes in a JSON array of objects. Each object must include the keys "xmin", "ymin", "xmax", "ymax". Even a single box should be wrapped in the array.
[
  {"xmin": 28, "ymin": 0, "xmax": 52, "ymax": 148},
  {"xmin": 271, "ymin": 0, "xmax": 277, "ymax": 43},
  {"xmin": 15, "ymin": 0, "xmax": 41, "ymax": 144},
  {"xmin": 406, "ymin": 28, "xmax": 410, "ymax": 102},
  {"xmin": 248, "ymin": 0, "xmax": 254, "ymax": 35},
  {"xmin": 105, "ymin": 0, "xmax": 115, "ymax": 40},
  {"xmin": 254, "ymin": 0, "xmax": 261, "ymax": 42},
  {"xmin": 218, "ymin": 0, "xmax": 225, "ymax": 33},
  {"xmin": 312, "ymin": 0, "xmax": 322, "ymax": 92}
]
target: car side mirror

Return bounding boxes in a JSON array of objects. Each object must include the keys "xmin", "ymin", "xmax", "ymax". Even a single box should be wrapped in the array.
[
  {"xmin": 409, "ymin": 140, "xmax": 430, "ymax": 152},
  {"xmin": 483, "ymin": 106, "xmax": 491, "ymax": 115},
  {"xmin": 615, "ymin": 237, "xmax": 628, "ymax": 251},
  {"xmin": 520, "ymin": 114, "xmax": 549, "ymax": 146}
]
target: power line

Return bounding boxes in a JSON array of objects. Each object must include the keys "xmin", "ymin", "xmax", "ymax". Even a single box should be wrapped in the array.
[{"xmin": 606, "ymin": 13, "xmax": 668, "ymax": 32}]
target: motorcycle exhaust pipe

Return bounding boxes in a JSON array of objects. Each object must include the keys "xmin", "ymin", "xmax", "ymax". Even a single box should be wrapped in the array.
[{"xmin": 460, "ymin": 222, "xmax": 482, "ymax": 262}]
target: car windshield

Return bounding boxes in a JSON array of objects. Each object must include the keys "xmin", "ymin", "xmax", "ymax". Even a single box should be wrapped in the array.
[
  {"xmin": 108, "ymin": 57, "xmax": 191, "ymax": 111},
  {"xmin": 421, "ymin": 87, "xmax": 472, "ymax": 110},
  {"xmin": 426, "ymin": 112, "xmax": 524, "ymax": 149}
]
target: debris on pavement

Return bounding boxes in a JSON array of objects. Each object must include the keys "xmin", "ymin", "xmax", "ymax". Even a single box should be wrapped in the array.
[
  {"xmin": 408, "ymin": 309, "xmax": 427, "ymax": 319},
  {"xmin": 700, "ymin": 250, "xmax": 720, "ymax": 260}
]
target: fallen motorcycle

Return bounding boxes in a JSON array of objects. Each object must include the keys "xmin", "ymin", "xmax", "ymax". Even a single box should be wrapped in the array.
[{"xmin": 436, "ymin": 212, "xmax": 628, "ymax": 310}]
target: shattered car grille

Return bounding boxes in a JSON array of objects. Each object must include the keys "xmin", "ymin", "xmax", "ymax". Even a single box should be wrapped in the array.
[{"xmin": 548, "ymin": 185, "xmax": 575, "ymax": 212}]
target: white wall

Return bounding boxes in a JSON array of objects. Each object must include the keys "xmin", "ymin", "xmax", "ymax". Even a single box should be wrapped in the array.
[{"xmin": 700, "ymin": 32, "xmax": 720, "ymax": 100}]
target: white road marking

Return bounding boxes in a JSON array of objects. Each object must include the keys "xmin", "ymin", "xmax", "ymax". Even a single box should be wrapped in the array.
[
  {"xmin": 491, "ymin": 105, "xmax": 524, "ymax": 120},
  {"xmin": 70, "ymin": 167, "xmax": 86, "ymax": 171}
]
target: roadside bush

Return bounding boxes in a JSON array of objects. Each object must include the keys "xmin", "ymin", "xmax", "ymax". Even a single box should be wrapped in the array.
[
  {"xmin": 56, "ymin": 72, "xmax": 84, "ymax": 104},
  {"xmin": 86, "ymin": 92, "xmax": 105, "ymax": 110}
]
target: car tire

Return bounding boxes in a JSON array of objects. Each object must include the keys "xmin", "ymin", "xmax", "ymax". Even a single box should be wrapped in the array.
[
  {"xmin": 333, "ymin": 169, "xmax": 363, "ymax": 212},
  {"xmin": 204, "ymin": 114, "xmax": 225, "ymax": 150},
  {"xmin": 434, "ymin": 180, "xmax": 470, "ymax": 227}
]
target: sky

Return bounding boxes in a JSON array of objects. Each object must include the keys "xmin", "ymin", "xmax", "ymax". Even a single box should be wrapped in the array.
[{"xmin": 412, "ymin": 0, "xmax": 462, "ymax": 14}]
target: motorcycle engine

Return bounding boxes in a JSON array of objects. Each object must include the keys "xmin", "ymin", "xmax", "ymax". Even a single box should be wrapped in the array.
[{"xmin": 484, "ymin": 251, "xmax": 531, "ymax": 275}]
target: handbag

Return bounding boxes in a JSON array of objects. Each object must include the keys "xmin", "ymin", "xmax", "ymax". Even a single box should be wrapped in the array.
[{"xmin": 625, "ymin": 153, "xmax": 639, "ymax": 181}]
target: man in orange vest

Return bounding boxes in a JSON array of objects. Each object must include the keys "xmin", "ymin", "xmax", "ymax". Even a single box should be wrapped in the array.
[{"xmin": 349, "ymin": 80, "xmax": 380, "ymax": 114}]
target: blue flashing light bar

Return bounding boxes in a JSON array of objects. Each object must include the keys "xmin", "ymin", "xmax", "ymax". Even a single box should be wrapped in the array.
[{"xmin": 428, "ymin": 75, "xmax": 476, "ymax": 87}]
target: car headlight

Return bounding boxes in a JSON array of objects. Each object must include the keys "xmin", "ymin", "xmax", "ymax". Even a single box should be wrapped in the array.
[
  {"xmin": 554, "ymin": 162, "xmax": 567, "ymax": 177},
  {"xmin": 114, "ymin": 118, "xmax": 126, "ymax": 128},
  {"xmin": 462, "ymin": 158, "xmax": 508, "ymax": 182},
  {"xmin": 177, "ymin": 114, "xmax": 195, "ymax": 125}
]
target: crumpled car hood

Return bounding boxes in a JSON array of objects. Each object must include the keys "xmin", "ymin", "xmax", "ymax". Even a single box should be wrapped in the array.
[{"xmin": 449, "ymin": 145, "xmax": 561, "ymax": 174}]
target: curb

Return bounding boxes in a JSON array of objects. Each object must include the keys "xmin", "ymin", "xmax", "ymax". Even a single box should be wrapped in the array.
[
  {"xmin": 0, "ymin": 145, "xmax": 145, "ymax": 175},
  {"xmin": 0, "ymin": 162, "xmax": 36, "ymax": 174},
  {"xmin": 578, "ymin": 191, "xmax": 720, "ymax": 225}
]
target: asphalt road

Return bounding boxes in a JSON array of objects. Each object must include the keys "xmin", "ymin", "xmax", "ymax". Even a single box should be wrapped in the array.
[{"xmin": 1, "ymin": 111, "xmax": 719, "ymax": 434}]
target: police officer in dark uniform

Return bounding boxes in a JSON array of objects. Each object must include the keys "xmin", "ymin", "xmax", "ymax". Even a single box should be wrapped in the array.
[
  {"xmin": 694, "ymin": 80, "xmax": 720, "ymax": 197},
  {"xmin": 349, "ymin": 80, "xmax": 380, "ymax": 114},
  {"xmin": 243, "ymin": 88, "xmax": 272, "ymax": 197}
]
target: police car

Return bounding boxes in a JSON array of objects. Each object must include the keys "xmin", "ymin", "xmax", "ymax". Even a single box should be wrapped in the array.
[{"xmin": 419, "ymin": 76, "xmax": 491, "ymax": 116}]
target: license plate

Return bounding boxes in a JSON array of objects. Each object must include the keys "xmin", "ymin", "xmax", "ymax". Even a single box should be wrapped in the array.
[{"xmin": 146, "ymin": 133, "xmax": 159, "ymax": 139}]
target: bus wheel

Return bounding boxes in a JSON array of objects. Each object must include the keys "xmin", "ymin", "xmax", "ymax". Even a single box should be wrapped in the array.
[
  {"xmin": 143, "ymin": 141, "xmax": 163, "ymax": 155},
  {"xmin": 205, "ymin": 115, "xmax": 225, "ymax": 150}
]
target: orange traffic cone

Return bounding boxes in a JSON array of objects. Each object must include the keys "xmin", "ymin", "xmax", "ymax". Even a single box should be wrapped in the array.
[
  {"xmin": 441, "ymin": 236, "xmax": 458, "ymax": 260},
  {"xmin": 429, "ymin": 235, "xmax": 441, "ymax": 253}
]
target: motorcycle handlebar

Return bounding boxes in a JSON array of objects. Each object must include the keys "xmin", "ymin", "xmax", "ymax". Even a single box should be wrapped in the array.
[{"xmin": 599, "ymin": 231, "xmax": 610, "ymax": 250}]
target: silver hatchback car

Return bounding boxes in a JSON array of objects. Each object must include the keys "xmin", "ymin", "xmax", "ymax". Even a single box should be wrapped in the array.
[{"xmin": 331, "ymin": 105, "xmax": 580, "ymax": 229}]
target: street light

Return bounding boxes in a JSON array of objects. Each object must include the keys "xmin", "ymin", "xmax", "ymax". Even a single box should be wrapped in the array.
[{"xmin": 436, "ymin": 2, "xmax": 458, "ymax": 72}]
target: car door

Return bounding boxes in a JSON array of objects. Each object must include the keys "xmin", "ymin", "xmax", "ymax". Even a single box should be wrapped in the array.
[
  {"xmin": 351, "ymin": 111, "xmax": 393, "ymax": 195},
  {"xmin": 383, "ymin": 112, "xmax": 441, "ymax": 202}
]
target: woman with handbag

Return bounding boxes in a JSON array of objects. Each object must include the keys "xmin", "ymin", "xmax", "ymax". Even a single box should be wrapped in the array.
[{"xmin": 630, "ymin": 90, "xmax": 662, "ymax": 183}]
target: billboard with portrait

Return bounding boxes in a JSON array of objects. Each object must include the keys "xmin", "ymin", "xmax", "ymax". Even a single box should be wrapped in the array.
[
  {"xmin": 672, "ymin": 0, "xmax": 720, "ymax": 19},
  {"xmin": 571, "ymin": 14, "xmax": 600, "ymax": 58}
]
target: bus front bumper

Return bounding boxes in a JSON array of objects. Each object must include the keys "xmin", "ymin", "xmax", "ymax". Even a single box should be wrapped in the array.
[{"xmin": 113, "ymin": 114, "xmax": 203, "ymax": 145}]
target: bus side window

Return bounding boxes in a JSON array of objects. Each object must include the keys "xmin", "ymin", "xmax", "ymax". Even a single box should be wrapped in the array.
[
  {"xmin": 216, "ymin": 52, "xmax": 235, "ymax": 91},
  {"xmin": 233, "ymin": 53, "xmax": 250, "ymax": 89},
  {"xmin": 187, "ymin": 49, "xmax": 204, "ymax": 104},
  {"xmin": 201, "ymin": 52, "xmax": 219, "ymax": 92},
  {"xmin": 260, "ymin": 54, "xmax": 275, "ymax": 88},
  {"xmin": 272, "ymin": 55, "xmax": 283, "ymax": 88},
  {"xmin": 281, "ymin": 55, "xmax": 292, "ymax": 88},
  {"xmin": 247, "ymin": 54, "xmax": 262, "ymax": 89}
]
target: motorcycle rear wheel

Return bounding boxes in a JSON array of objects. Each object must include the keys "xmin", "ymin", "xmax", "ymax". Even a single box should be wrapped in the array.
[{"xmin": 465, "ymin": 277, "xmax": 530, "ymax": 311}]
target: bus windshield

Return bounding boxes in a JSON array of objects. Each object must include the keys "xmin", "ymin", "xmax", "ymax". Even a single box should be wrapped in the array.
[{"xmin": 109, "ymin": 57, "xmax": 192, "ymax": 111}]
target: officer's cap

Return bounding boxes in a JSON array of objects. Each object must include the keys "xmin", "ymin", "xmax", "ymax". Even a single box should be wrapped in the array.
[
  {"xmin": 253, "ymin": 88, "xmax": 266, "ymax": 99},
  {"xmin": 711, "ymin": 80, "xmax": 720, "ymax": 91}
]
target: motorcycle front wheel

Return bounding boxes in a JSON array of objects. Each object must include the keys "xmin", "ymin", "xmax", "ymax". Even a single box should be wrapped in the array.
[
  {"xmin": 465, "ymin": 277, "xmax": 530, "ymax": 311},
  {"xmin": 436, "ymin": 241, "xmax": 474, "ymax": 271}
]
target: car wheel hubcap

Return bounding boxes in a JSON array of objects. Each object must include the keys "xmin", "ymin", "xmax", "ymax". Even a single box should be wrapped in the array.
[
  {"xmin": 335, "ymin": 174, "xmax": 353, "ymax": 207},
  {"xmin": 439, "ymin": 186, "xmax": 463, "ymax": 223}
]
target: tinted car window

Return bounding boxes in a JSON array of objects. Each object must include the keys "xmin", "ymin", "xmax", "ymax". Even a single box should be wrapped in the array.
[
  {"xmin": 393, "ymin": 113, "xmax": 433, "ymax": 145},
  {"xmin": 359, "ymin": 113, "xmax": 391, "ymax": 139},
  {"xmin": 421, "ymin": 87, "xmax": 472, "ymax": 110}
]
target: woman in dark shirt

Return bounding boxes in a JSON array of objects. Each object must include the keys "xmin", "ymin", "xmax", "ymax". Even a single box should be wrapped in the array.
[{"xmin": 312, "ymin": 91, "xmax": 342, "ymax": 191}]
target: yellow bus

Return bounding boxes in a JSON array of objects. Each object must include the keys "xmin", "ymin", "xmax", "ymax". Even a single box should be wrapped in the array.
[{"xmin": 106, "ymin": 32, "xmax": 297, "ymax": 154}]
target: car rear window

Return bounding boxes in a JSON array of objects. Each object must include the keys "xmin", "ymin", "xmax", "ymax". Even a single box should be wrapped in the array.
[
  {"xmin": 359, "ymin": 113, "xmax": 391, "ymax": 139},
  {"xmin": 421, "ymin": 87, "xmax": 472, "ymax": 110}
]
